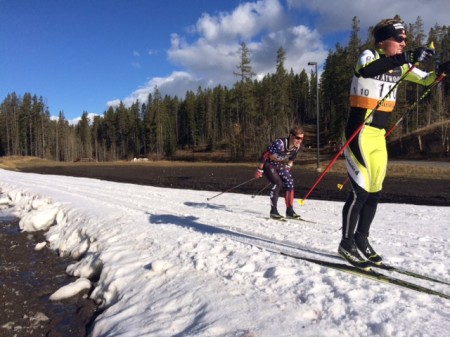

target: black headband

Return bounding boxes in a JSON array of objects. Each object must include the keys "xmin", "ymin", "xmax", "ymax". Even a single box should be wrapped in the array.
[{"xmin": 374, "ymin": 22, "xmax": 406, "ymax": 43}]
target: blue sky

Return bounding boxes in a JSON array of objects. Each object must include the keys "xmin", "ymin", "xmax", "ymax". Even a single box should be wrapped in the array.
[{"xmin": 1, "ymin": 0, "xmax": 448, "ymax": 122}]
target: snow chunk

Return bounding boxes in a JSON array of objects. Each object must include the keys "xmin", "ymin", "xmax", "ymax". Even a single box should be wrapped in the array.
[
  {"xmin": 19, "ymin": 205, "xmax": 59, "ymax": 232},
  {"xmin": 66, "ymin": 253, "xmax": 103, "ymax": 279},
  {"xmin": 34, "ymin": 241, "xmax": 47, "ymax": 251},
  {"xmin": 57, "ymin": 229, "xmax": 91, "ymax": 259},
  {"xmin": 149, "ymin": 260, "xmax": 173, "ymax": 273},
  {"xmin": 49, "ymin": 278, "xmax": 91, "ymax": 301},
  {"xmin": 0, "ymin": 196, "xmax": 10, "ymax": 205},
  {"xmin": 30, "ymin": 312, "xmax": 49, "ymax": 323},
  {"xmin": 7, "ymin": 190, "xmax": 23, "ymax": 204},
  {"xmin": 31, "ymin": 197, "xmax": 52, "ymax": 209}
]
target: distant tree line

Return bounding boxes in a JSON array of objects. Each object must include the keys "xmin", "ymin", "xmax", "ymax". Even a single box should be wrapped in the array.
[{"xmin": 1, "ymin": 16, "xmax": 448, "ymax": 162}]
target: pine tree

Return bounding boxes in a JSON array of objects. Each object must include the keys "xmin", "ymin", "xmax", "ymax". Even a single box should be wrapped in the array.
[{"xmin": 77, "ymin": 112, "xmax": 92, "ymax": 159}]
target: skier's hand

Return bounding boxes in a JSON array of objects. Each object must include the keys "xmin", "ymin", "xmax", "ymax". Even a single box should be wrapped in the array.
[
  {"xmin": 405, "ymin": 47, "xmax": 434, "ymax": 65},
  {"xmin": 437, "ymin": 61, "xmax": 450, "ymax": 76},
  {"xmin": 255, "ymin": 168, "xmax": 264, "ymax": 179},
  {"xmin": 286, "ymin": 163, "xmax": 293, "ymax": 171}
]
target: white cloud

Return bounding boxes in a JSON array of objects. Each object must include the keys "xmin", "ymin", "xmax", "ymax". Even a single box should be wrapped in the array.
[
  {"xmin": 193, "ymin": 0, "xmax": 285, "ymax": 42},
  {"xmin": 166, "ymin": 0, "xmax": 291, "ymax": 82},
  {"xmin": 111, "ymin": 0, "xmax": 449, "ymax": 110},
  {"xmin": 287, "ymin": 0, "xmax": 450, "ymax": 34},
  {"xmin": 65, "ymin": 112, "xmax": 100, "ymax": 125},
  {"xmin": 250, "ymin": 25, "xmax": 327, "ymax": 77},
  {"xmin": 111, "ymin": 0, "xmax": 326, "ymax": 109},
  {"xmin": 107, "ymin": 71, "xmax": 207, "ymax": 107}
]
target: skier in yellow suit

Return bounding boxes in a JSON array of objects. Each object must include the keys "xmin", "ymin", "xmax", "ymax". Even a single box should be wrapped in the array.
[{"xmin": 338, "ymin": 18, "xmax": 450, "ymax": 269}]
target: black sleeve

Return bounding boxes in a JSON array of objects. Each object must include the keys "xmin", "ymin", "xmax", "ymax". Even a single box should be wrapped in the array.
[{"xmin": 359, "ymin": 54, "xmax": 407, "ymax": 78}]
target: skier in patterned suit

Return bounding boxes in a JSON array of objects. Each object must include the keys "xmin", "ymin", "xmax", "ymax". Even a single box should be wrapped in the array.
[{"xmin": 255, "ymin": 126, "xmax": 304, "ymax": 220}]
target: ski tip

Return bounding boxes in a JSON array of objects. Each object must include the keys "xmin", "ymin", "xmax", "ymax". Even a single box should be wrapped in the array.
[{"xmin": 297, "ymin": 199, "xmax": 305, "ymax": 206}]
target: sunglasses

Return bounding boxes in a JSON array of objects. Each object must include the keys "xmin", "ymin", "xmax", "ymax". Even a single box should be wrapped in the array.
[
  {"xmin": 393, "ymin": 36, "xmax": 408, "ymax": 43},
  {"xmin": 293, "ymin": 134, "xmax": 304, "ymax": 140}
]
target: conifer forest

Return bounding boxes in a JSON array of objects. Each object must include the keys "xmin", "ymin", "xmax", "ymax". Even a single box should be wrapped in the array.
[{"xmin": 1, "ymin": 17, "xmax": 449, "ymax": 162}]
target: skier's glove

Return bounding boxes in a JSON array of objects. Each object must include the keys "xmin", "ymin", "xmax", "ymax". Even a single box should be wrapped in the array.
[
  {"xmin": 404, "ymin": 47, "xmax": 434, "ymax": 65},
  {"xmin": 437, "ymin": 61, "xmax": 450, "ymax": 76},
  {"xmin": 255, "ymin": 168, "xmax": 264, "ymax": 179},
  {"xmin": 286, "ymin": 163, "xmax": 293, "ymax": 171}
]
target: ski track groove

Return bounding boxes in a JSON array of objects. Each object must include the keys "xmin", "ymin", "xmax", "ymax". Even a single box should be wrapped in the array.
[{"xmin": 204, "ymin": 221, "xmax": 450, "ymax": 294}]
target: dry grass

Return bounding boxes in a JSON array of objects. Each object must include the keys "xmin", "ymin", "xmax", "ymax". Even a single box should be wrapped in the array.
[
  {"xmin": 1, "ymin": 155, "xmax": 449, "ymax": 180},
  {"xmin": 0, "ymin": 156, "xmax": 255, "ymax": 170},
  {"xmin": 386, "ymin": 161, "xmax": 450, "ymax": 179},
  {"xmin": 0, "ymin": 156, "xmax": 51, "ymax": 170}
]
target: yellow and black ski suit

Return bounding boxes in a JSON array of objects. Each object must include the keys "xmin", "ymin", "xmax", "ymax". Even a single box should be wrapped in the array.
[{"xmin": 342, "ymin": 48, "xmax": 436, "ymax": 243}]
